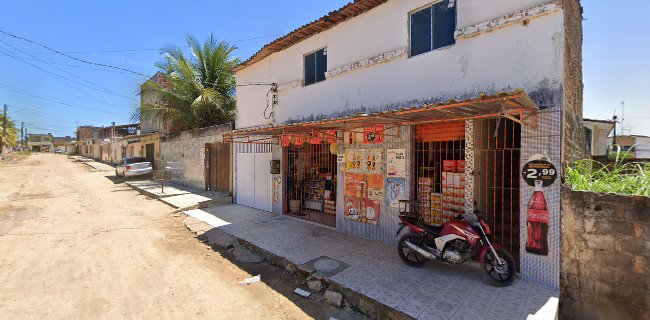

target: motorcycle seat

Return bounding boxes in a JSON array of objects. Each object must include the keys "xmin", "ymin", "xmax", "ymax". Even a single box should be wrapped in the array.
[{"xmin": 420, "ymin": 223, "xmax": 442, "ymax": 235}]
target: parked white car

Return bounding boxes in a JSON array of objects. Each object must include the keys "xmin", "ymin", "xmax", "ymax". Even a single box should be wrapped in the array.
[{"xmin": 115, "ymin": 157, "xmax": 152, "ymax": 178}]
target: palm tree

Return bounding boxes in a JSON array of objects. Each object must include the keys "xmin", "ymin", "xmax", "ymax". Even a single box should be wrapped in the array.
[
  {"xmin": 135, "ymin": 34, "xmax": 240, "ymax": 132},
  {"xmin": 0, "ymin": 115, "xmax": 19, "ymax": 149}
]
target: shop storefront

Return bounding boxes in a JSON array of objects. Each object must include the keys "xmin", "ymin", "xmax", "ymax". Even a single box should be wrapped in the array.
[
  {"xmin": 284, "ymin": 141, "xmax": 338, "ymax": 227},
  {"xmin": 226, "ymin": 90, "xmax": 539, "ymax": 268}
]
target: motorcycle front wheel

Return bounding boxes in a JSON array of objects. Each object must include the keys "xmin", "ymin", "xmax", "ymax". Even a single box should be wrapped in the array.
[
  {"xmin": 397, "ymin": 233, "xmax": 427, "ymax": 267},
  {"xmin": 482, "ymin": 248, "xmax": 516, "ymax": 287}
]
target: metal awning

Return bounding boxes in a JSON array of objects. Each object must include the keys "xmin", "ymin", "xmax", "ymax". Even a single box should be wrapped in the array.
[{"xmin": 225, "ymin": 89, "xmax": 539, "ymax": 143}]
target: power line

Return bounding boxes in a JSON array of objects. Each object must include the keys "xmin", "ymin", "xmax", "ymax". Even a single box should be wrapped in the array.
[
  {"xmin": 0, "ymin": 39, "xmax": 137, "ymax": 102},
  {"xmin": 7, "ymin": 106, "xmax": 103, "ymax": 123},
  {"xmin": 0, "ymin": 45, "xmax": 132, "ymax": 111},
  {"xmin": 0, "ymin": 33, "xmax": 284, "ymax": 54},
  {"xmin": 0, "ymin": 86, "xmax": 124, "ymax": 115},
  {"xmin": 0, "ymin": 29, "xmax": 149, "ymax": 77}
]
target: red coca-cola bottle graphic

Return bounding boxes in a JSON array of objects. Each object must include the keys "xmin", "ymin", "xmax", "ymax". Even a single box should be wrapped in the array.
[{"xmin": 526, "ymin": 180, "xmax": 549, "ymax": 255}]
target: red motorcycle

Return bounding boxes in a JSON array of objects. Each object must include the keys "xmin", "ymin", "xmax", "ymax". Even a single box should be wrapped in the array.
[{"xmin": 396, "ymin": 201, "xmax": 516, "ymax": 286}]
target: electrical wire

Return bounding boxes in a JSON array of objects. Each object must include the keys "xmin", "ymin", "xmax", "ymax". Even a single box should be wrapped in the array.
[
  {"xmin": 0, "ymin": 34, "xmax": 284, "ymax": 54},
  {"xmin": 0, "ymin": 47, "xmax": 135, "ymax": 112},
  {"xmin": 0, "ymin": 86, "xmax": 124, "ymax": 115},
  {"xmin": 0, "ymin": 29, "xmax": 149, "ymax": 77},
  {"xmin": 10, "ymin": 106, "xmax": 104, "ymax": 123},
  {"xmin": 0, "ymin": 39, "xmax": 137, "ymax": 102}
]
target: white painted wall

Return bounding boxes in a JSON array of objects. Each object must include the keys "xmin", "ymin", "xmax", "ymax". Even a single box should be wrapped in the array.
[
  {"xmin": 583, "ymin": 121, "xmax": 614, "ymax": 156},
  {"xmin": 235, "ymin": 0, "xmax": 563, "ymax": 129},
  {"xmin": 635, "ymin": 137, "xmax": 650, "ymax": 159}
]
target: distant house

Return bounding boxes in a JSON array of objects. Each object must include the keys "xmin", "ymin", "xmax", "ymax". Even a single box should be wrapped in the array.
[
  {"xmin": 583, "ymin": 118, "xmax": 615, "ymax": 157},
  {"xmin": 608, "ymin": 135, "xmax": 650, "ymax": 159},
  {"xmin": 76, "ymin": 123, "xmax": 140, "ymax": 164},
  {"xmin": 53, "ymin": 136, "xmax": 76, "ymax": 154},
  {"xmin": 27, "ymin": 133, "xmax": 54, "ymax": 152},
  {"xmin": 140, "ymin": 71, "xmax": 170, "ymax": 134}
]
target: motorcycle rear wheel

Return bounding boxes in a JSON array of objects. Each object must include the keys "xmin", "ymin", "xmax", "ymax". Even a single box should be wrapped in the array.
[
  {"xmin": 482, "ymin": 248, "xmax": 516, "ymax": 287},
  {"xmin": 397, "ymin": 233, "xmax": 427, "ymax": 267}
]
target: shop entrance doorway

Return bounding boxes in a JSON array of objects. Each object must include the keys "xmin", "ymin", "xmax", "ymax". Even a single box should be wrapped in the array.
[
  {"xmin": 284, "ymin": 143, "xmax": 337, "ymax": 227},
  {"xmin": 474, "ymin": 118, "xmax": 521, "ymax": 267},
  {"xmin": 414, "ymin": 122, "xmax": 466, "ymax": 226}
]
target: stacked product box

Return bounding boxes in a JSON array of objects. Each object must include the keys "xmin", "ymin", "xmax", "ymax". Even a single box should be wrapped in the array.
[
  {"xmin": 324, "ymin": 200, "xmax": 336, "ymax": 216},
  {"xmin": 441, "ymin": 160, "xmax": 466, "ymax": 223},
  {"xmin": 430, "ymin": 193, "xmax": 444, "ymax": 225},
  {"xmin": 418, "ymin": 177, "xmax": 431, "ymax": 222}
]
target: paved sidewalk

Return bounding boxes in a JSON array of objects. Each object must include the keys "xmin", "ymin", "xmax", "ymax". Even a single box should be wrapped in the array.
[
  {"xmin": 126, "ymin": 180, "xmax": 231, "ymax": 210},
  {"xmin": 185, "ymin": 205, "xmax": 558, "ymax": 320},
  {"xmin": 125, "ymin": 181, "xmax": 558, "ymax": 319},
  {"xmin": 74, "ymin": 158, "xmax": 115, "ymax": 172}
]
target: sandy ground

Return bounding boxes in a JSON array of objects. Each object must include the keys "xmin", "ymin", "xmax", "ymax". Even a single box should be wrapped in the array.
[{"xmin": 0, "ymin": 153, "xmax": 338, "ymax": 320}]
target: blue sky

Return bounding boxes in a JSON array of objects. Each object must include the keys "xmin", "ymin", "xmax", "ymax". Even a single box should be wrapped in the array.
[{"xmin": 1, "ymin": 0, "xmax": 648, "ymax": 137}]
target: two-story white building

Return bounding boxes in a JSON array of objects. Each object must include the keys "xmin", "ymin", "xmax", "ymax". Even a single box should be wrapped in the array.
[{"xmin": 227, "ymin": 0, "xmax": 583, "ymax": 290}]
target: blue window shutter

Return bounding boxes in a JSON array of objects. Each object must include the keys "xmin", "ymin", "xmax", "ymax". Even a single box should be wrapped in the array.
[
  {"xmin": 410, "ymin": 6, "xmax": 432, "ymax": 56},
  {"xmin": 433, "ymin": 0, "xmax": 456, "ymax": 49}
]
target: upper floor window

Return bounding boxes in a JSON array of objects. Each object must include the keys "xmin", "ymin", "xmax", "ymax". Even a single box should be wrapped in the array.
[
  {"xmin": 304, "ymin": 47, "xmax": 327, "ymax": 86},
  {"xmin": 409, "ymin": 0, "xmax": 456, "ymax": 57}
]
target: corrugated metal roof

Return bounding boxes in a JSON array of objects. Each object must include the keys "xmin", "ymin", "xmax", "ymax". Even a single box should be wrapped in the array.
[
  {"xmin": 226, "ymin": 89, "xmax": 539, "ymax": 140},
  {"xmin": 234, "ymin": 0, "xmax": 388, "ymax": 72}
]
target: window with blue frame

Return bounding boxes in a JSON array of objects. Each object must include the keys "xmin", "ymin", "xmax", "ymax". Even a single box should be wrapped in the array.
[{"xmin": 410, "ymin": 0, "xmax": 457, "ymax": 57}]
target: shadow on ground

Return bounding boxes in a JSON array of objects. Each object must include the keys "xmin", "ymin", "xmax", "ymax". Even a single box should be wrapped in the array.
[{"xmin": 195, "ymin": 227, "xmax": 370, "ymax": 320}]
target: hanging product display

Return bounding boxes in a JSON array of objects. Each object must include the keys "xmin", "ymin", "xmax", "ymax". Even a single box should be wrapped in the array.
[
  {"xmin": 386, "ymin": 177, "xmax": 407, "ymax": 208},
  {"xmin": 363, "ymin": 125, "xmax": 385, "ymax": 144},
  {"xmin": 343, "ymin": 142, "xmax": 384, "ymax": 225},
  {"xmin": 387, "ymin": 149, "xmax": 406, "ymax": 177},
  {"xmin": 272, "ymin": 177, "xmax": 281, "ymax": 203},
  {"xmin": 345, "ymin": 148, "xmax": 382, "ymax": 173},
  {"xmin": 366, "ymin": 174, "xmax": 385, "ymax": 200}
]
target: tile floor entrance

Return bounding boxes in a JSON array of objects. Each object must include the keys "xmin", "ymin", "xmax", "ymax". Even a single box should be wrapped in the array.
[{"xmin": 189, "ymin": 204, "xmax": 558, "ymax": 319}]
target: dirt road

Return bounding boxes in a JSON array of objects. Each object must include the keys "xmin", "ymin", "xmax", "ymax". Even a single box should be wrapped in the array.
[{"xmin": 0, "ymin": 154, "xmax": 324, "ymax": 319}]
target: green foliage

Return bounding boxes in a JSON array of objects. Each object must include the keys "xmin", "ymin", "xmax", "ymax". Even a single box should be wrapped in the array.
[
  {"xmin": 135, "ymin": 34, "xmax": 240, "ymax": 132},
  {"xmin": 607, "ymin": 144, "xmax": 634, "ymax": 160},
  {"xmin": 566, "ymin": 148, "xmax": 649, "ymax": 196},
  {"xmin": 1, "ymin": 115, "xmax": 19, "ymax": 147}
]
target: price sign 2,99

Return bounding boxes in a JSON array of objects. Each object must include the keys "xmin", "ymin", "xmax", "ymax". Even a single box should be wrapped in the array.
[{"xmin": 522, "ymin": 159, "xmax": 557, "ymax": 187}]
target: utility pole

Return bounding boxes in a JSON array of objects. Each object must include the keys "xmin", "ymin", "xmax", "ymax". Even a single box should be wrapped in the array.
[
  {"xmin": 1, "ymin": 104, "xmax": 7, "ymax": 160},
  {"xmin": 612, "ymin": 114, "xmax": 618, "ymax": 145},
  {"xmin": 20, "ymin": 121, "xmax": 24, "ymax": 149}
]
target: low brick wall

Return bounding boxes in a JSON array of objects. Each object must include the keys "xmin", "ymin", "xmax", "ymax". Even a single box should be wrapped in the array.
[
  {"xmin": 561, "ymin": 187, "xmax": 649, "ymax": 319},
  {"xmin": 160, "ymin": 124, "xmax": 232, "ymax": 190}
]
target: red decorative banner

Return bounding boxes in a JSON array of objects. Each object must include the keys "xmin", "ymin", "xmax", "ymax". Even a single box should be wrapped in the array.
[{"xmin": 363, "ymin": 125, "xmax": 385, "ymax": 144}]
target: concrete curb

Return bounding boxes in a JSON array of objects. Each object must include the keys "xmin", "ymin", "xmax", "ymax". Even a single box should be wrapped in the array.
[
  {"xmin": 182, "ymin": 215, "xmax": 411, "ymax": 320},
  {"xmin": 124, "ymin": 182, "xmax": 232, "ymax": 211},
  {"xmin": 125, "ymin": 182, "xmax": 161, "ymax": 201}
]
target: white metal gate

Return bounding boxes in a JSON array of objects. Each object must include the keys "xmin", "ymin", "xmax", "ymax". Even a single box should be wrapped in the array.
[{"xmin": 236, "ymin": 153, "xmax": 272, "ymax": 212}]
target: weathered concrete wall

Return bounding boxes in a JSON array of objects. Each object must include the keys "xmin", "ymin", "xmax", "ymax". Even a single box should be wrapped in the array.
[
  {"xmin": 561, "ymin": 187, "xmax": 649, "ymax": 320},
  {"xmin": 160, "ymin": 125, "xmax": 231, "ymax": 190},
  {"xmin": 561, "ymin": 0, "xmax": 585, "ymax": 167}
]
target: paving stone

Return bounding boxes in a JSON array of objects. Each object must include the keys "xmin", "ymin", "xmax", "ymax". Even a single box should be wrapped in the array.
[
  {"xmin": 201, "ymin": 228, "xmax": 238, "ymax": 248},
  {"xmin": 231, "ymin": 246, "xmax": 264, "ymax": 264},
  {"xmin": 324, "ymin": 290, "xmax": 343, "ymax": 307},
  {"xmin": 307, "ymin": 279, "xmax": 323, "ymax": 293}
]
